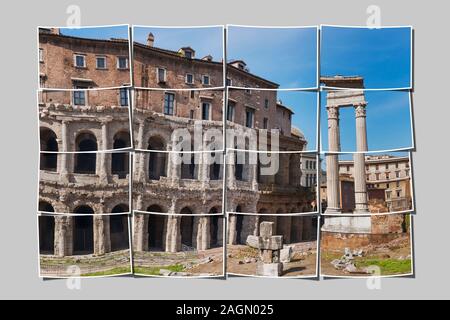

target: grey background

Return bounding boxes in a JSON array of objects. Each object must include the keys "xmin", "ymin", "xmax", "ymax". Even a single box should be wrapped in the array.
[{"xmin": 0, "ymin": 0, "xmax": 447, "ymax": 300}]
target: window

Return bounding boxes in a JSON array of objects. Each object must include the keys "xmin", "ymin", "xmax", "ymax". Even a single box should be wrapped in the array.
[
  {"xmin": 245, "ymin": 108, "xmax": 254, "ymax": 128},
  {"xmin": 74, "ymin": 54, "xmax": 86, "ymax": 68},
  {"xmin": 202, "ymin": 102, "xmax": 211, "ymax": 120},
  {"xmin": 190, "ymin": 91, "xmax": 195, "ymax": 99},
  {"xmin": 385, "ymin": 164, "xmax": 389, "ymax": 170},
  {"xmin": 96, "ymin": 56, "xmax": 106, "ymax": 69},
  {"xmin": 120, "ymin": 88, "xmax": 129, "ymax": 107},
  {"xmin": 264, "ymin": 99, "xmax": 269, "ymax": 109},
  {"xmin": 164, "ymin": 93, "xmax": 175, "ymax": 115},
  {"xmin": 189, "ymin": 110, "xmax": 194, "ymax": 119},
  {"xmin": 185, "ymin": 73, "xmax": 194, "ymax": 84},
  {"xmin": 73, "ymin": 87, "xmax": 87, "ymax": 106},
  {"xmin": 157, "ymin": 68, "xmax": 167, "ymax": 83},
  {"xmin": 227, "ymin": 102, "xmax": 235, "ymax": 122},
  {"xmin": 386, "ymin": 191, "xmax": 391, "ymax": 199},
  {"xmin": 202, "ymin": 75, "xmax": 210, "ymax": 85},
  {"xmin": 226, "ymin": 78, "xmax": 232, "ymax": 86},
  {"xmin": 397, "ymin": 191, "xmax": 401, "ymax": 198},
  {"xmin": 376, "ymin": 164, "xmax": 379, "ymax": 171},
  {"xmin": 185, "ymin": 51, "xmax": 193, "ymax": 59},
  {"xmin": 396, "ymin": 171, "xmax": 400, "ymax": 178},
  {"xmin": 117, "ymin": 57, "xmax": 128, "ymax": 69},
  {"xmin": 263, "ymin": 118, "xmax": 268, "ymax": 129},
  {"xmin": 346, "ymin": 165, "xmax": 350, "ymax": 172},
  {"xmin": 396, "ymin": 181, "xmax": 400, "ymax": 187},
  {"xmin": 39, "ymin": 48, "xmax": 44, "ymax": 62}
]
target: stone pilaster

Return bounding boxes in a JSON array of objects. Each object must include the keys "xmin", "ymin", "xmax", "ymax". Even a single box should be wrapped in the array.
[
  {"xmin": 353, "ymin": 103, "xmax": 370, "ymax": 214},
  {"xmin": 227, "ymin": 214, "xmax": 237, "ymax": 245},
  {"xmin": 136, "ymin": 120, "xmax": 146, "ymax": 182},
  {"xmin": 98, "ymin": 120, "xmax": 110, "ymax": 184},
  {"xmin": 59, "ymin": 120, "xmax": 70, "ymax": 183},
  {"xmin": 325, "ymin": 105, "xmax": 341, "ymax": 214}
]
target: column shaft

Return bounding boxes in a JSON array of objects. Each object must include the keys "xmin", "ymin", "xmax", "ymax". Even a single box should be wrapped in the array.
[
  {"xmin": 325, "ymin": 105, "xmax": 341, "ymax": 213},
  {"xmin": 353, "ymin": 104, "xmax": 369, "ymax": 214}
]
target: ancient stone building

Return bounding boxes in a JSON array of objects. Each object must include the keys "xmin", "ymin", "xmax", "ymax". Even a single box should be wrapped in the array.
[
  {"xmin": 131, "ymin": 32, "xmax": 317, "ymax": 253},
  {"xmin": 38, "ymin": 28, "xmax": 132, "ymax": 258},
  {"xmin": 37, "ymin": 28, "xmax": 317, "ymax": 258}
]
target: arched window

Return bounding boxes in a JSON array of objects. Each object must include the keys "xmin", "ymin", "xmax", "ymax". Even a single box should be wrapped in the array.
[
  {"xmin": 148, "ymin": 136, "xmax": 167, "ymax": 180},
  {"xmin": 39, "ymin": 215, "xmax": 55, "ymax": 255},
  {"xmin": 209, "ymin": 152, "xmax": 221, "ymax": 180},
  {"xmin": 112, "ymin": 131, "xmax": 130, "ymax": 178},
  {"xmin": 147, "ymin": 205, "xmax": 165, "ymax": 251},
  {"xmin": 74, "ymin": 133, "xmax": 97, "ymax": 174},
  {"xmin": 110, "ymin": 204, "xmax": 130, "ymax": 252},
  {"xmin": 181, "ymin": 147, "xmax": 197, "ymax": 180},
  {"xmin": 73, "ymin": 205, "xmax": 94, "ymax": 254},
  {"xmin": 39, "ymin": 201, "xmax": 55, "ymax": 213},
  {"xmin": 180, "ymin": 207, "xmax": 194, "ymax": 248},
  {"xmin": 40, "ymin": 128, "xmax": 58, "ymax": 171}
]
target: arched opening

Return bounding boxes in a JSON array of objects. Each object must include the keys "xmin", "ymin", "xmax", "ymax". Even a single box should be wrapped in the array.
[
  {"xmin": 209, "ymin": 152, "xmax": 221, "ymax": 180},
  {"xmin": 39, "ymin": 201, "xmax": 55, "ymax": 213},
  {"xmin": 181, "ymin": 147, "xmax": 197, "ymax": 180},
  {"xmin": 74, "ymin": 132, "xmax": 97, "ymax": 174},
  {"xmin": 209, "ymin": 207, "xmax": 223, "ymax": 248},
  {"xmin": 147, "ymin": 205, "xmax": 165, "ymax": 251},
  {"xmin": 277, "ymin": 216, "xmax": 291, "ymax": 244},
  {"xmin": 39, "ymin": 215, "xmax": 55, "ymax": 255},
  {"xmin": 110, "ymin": 204, "xmax": 130, "ymax": 251},
  {"xmin": 235, "ymin": 153, "xmax": 244, "ymax": 181},
  {"xmin": 112, "ymin": 131, "xmax": 130, "ymax": 178},
  {"xmin": 148, "ymin": 136, "xmax": 167, "ymax": 180},
  {"xmin": 235, "ymin": 205, "xmax": 246, "ymax": 245},
  {"xmin": 40, "ymin": 128, "xmax": 58, "ymax": 171},
  {"xmin": 73, "ymin": 205, "xmax": 94, "ymax": 255},
  {"xmin": 180, "ymin": 207, "xmax": 194, "ymax": 248}
]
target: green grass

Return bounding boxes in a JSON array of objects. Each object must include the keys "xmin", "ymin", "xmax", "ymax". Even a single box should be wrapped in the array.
[
  {"xmin": 81, "ymin": 267, "xmax": 132, "ymax": 277},
  {"xmin": 134, "ymin": 264, "xmax": 185, "ymax": 276},
  {"xmin": 356, "ymin": 259, "xmax": 412, "ymax": 275}
]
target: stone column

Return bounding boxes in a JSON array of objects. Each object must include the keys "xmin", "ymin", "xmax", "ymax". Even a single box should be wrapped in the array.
[
  {"xmin": 325, "ymin": 105, "xmax": 341, "ymax": 214},
  {"xmin": 54, "ymin": 216, "xmax": 68, "ymax": 257},
  {"xmin": 136, "ymin": 120, "xmax": 146, "ymax": 182},
  {"xmin": 353, "ymin": 103, "xmax": 370, "ymax": 214},
  {"xmin": 226, "ymin": 152, "xmax": 236, "ymax": 188},
  {"xmin": 227, "ymin": 214, "xmax": 237, "ymax": 245},
  {"xmin": 99, "ymin": 120, "xmax": 110, "ymax": 184},
  {"xmin": 59, "ymin": 120, "xmax": 70, "ymax": 183},
  {"xmin": 196, "ymin": 216, "xmax": 210, "ymax": 251}
]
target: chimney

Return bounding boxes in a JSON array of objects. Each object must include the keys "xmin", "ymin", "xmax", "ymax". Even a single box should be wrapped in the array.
[
  {"xmin": 202, "ymin": 55, "xmax": 213, "ymax": 62},
  {"xmin": 147, "ymin": 33, "xmax": 154, "ymax": 47}
]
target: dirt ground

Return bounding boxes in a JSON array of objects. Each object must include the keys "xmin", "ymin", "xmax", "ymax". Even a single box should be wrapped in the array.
[
  {"xmin": 321, "ymin": 235, "xmax": 413, "ymax": 277},
  {"xmin": 134, "ymin": 246, "xmax": 224, "ymax": 276},
  {"xmin": 226, "ymin": 242, "xmax": 318, "ymax": 277}
]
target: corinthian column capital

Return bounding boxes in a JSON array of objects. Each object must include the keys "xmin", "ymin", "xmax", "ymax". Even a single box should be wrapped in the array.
[
  {"xmin": 326, "ymin": 105, "xmax": 340, "ymax": 120},
  {"xmin": 354, "ymin": 103, "xmax": 367, "ymax": 118}
]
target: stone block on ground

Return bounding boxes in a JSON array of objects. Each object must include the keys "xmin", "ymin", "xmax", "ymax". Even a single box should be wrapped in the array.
[{"xmin": 256, "ymin": 262, "xmax": 283, "ymax": 277}]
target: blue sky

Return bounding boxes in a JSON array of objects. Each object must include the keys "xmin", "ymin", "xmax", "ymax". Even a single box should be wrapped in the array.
[
  {"xmin": 320, "ymin": 90, "xmax": 413, "ymax": 153},
  {"xmin": 227, "ymin": 26, "xmax": 318, "ymax": 88},
  {"xmin": 59, "ymin": 25, "xmax": 129, "ymax": 40},
  {"xmin": 321, "ymin": 26, "xmax": 412, "ymax": 89},
  {"xmin": 278, "ymin": 91, "xmax": 317, "ymax": 150},
  {"xmin": 133, "ymin": 26, "xmax": 224, "ymax": 62}
]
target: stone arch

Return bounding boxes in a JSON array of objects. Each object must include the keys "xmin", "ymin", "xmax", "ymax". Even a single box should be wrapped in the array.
[
  {"xmin": 147, "ymin": 205, "xmax": 166, "ymax": 251},
  {"xmin": 73, "ymin": 205, "xmax": 94, "ymax": 255},
  {"xmin": 180, "ymin": 207, "xmax": 194, "ymax": 248},
  {"xmin": 209, "ymin": 151, "xmax": 222, "ymax": 180},
  {"xmin": 110, "ymin": 204, "xmax": 129, "ymax": 251},
  {"xmin": 39, "ymin": 201, "xmax": 55, "ymax": 213},
  {"xmin": 39, "ymin": 215, "xmax": 55, "ymax": 255},
  {"xmin": 148, "ymin": 136, "xmax": 167, "ymax": 180},
  {"xmin": 111, "ymin": 131, "xmax": 130, "ymax": 178},
  {"xmin": 40, "ymin": 127, "xmax": 58, "ymax": 171},
  {"xmin": 209, "ymin": 207, "xmax": 223, "ymax": 248},
  {"xmin": 74, "ymin": 132, "xmax": 97, "ymax": 174}
]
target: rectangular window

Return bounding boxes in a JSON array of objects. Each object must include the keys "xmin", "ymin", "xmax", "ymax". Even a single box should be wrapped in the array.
[
  {"xmin": 227, "ymin": 102, "xmax": 235, "ymax": 122},
  {"xmin": 185, "ymin": 73, "xmax": 194, "ymax": 84},
  {"xmin": 190, "ymin": 91, "xmax": 195, "ymax": 99},
  {"xmin": 117, "ymin": 57, "xmax": 128, "ymax": 69},
  {"xmin": 120, "ymin": 88, "xmax": 129, "ymax": 107},
  {"xmin": 73, "ymin": 90, "xmax": 86, "ymax": 106},
  {"xmin": 245, "ymin": 108, "xmax": 254, "ymax": 128},
  {"xmin": 189, "ymin": 110, "xmax": 194, "ymax": 119},
  {"xmin": 385, "ymin": 164, "xmax": 389, "ymax": 169},
  {"xmin": 202, "ymin": 75, "xmax": 210, "ymax": 85},
  {"xmin": 164, "ymin": 93, "xmax": 175, "ymax": 115},
  {"xmin": 226, "ymin": 78, "xmax": 232, "ymax": 86},
  {"xmin": 264, "ymin": 99, "xmax": 269, "ymax": 109},
  {"xmin": 202, "ymin": 102, "xmax": 211, "ymax": 120},
  {"xmin": 158, "ymin": 68, "xmax": 167, "ymax": 83},
  {"xmin": 96, "ymin": 56, "xmax": 106, "ymax": 69},
  {"xmin": 74, "ymin": 54, "xmax": 86, "ymax": 68},
  {"xmin": 263, "ymin": 117, "xmax": 268, "ymax": 129},
  {"xmin": 39, "ymin": 48, "xmax": 44, "ymax": 62}
]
